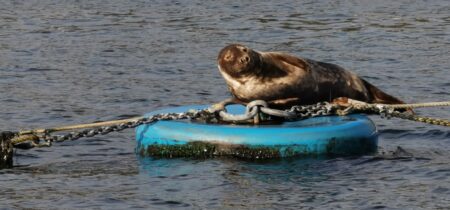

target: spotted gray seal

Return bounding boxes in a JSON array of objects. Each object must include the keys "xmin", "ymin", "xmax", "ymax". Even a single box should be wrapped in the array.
[{"xmin": 216, "ymin": 44, "xmax": 405, "ymax": 109}]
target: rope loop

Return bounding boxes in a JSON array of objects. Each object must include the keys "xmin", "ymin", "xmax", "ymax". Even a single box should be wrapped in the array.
[{"xmin": 246, "ymin": 100, "xmax": 269, "ymax": 113}]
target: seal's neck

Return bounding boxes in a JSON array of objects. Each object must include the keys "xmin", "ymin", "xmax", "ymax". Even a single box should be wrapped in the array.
[{"xmin": 218, "ymin": 65, "xmax": 247, "ymax": 87}]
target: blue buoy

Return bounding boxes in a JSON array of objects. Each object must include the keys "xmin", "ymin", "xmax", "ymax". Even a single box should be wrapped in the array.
[{"xmin": 135, "ymin": 105, "xmax": 378, "ymax": 159}]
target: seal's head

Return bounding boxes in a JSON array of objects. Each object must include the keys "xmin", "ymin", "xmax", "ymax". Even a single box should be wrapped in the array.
[{"xmin": 217, "ymin": 44, "xmax": 261, "ymax": 78}]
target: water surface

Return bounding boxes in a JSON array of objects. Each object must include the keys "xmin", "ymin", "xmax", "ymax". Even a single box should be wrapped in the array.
[{"xmin": 0, "ymin": 0, "xmax": 449, "ymax": 209}]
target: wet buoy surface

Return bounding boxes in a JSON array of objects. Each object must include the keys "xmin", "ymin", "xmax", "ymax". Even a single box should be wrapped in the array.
[{"xmin": 135, "ymin": 105, "xmax": 378, "ymax": 159}]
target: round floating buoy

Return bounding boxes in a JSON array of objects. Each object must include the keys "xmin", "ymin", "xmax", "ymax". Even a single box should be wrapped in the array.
[{"xmin": 135, "ymin": 104, "xmax": 378, "ymax": 159}]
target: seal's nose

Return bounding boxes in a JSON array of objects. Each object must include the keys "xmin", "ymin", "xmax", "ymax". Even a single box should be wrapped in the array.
[{"xmin": 240, "ymin": 56, "xmax": 250, "ymax": 63}]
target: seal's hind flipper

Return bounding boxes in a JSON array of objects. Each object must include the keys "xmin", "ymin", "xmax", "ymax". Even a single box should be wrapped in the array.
[
  {"xmin": 362, "ymin": 79, "xmax": 404, "ymax": 104},
  {"xmin": 362, "ymin": 79, "xmax": 413, "ymax": 113}
]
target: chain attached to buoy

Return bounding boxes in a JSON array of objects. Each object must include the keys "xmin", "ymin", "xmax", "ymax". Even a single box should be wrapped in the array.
[
  {"xmin": 214, "ymin": 100, "xmax": 334, "ymax": 123},
  {"xmin": 11, "ymin": 109, "xmax": 215, "ymax": 149},
  {"xmin": 7, "ymin": 98, "xmax": 450, "ymax": 150}
]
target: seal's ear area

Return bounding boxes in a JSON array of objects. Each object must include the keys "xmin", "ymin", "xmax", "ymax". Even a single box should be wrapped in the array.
[
  {"xmin": 218, "ymin": 44, "xmax": 241, "ymax": 67},
  {"xmin": 218, "ymin": 45, "xmax": 240, "ymax": 75}
]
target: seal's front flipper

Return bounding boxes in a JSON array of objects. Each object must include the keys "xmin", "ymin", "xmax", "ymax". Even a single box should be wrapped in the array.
[{"xmin": 268, "ymin": 97, "xmax": 301, "ymax": 109}]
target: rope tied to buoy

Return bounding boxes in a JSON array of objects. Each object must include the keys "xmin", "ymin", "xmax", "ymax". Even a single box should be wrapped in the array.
[
  {"xmin": 11, "ymin": 109, "xmax": 216, "ymax": 148},
  {"xmin": 7, "ymin": 99, "xmax": 450, "ymax": 150},
  {"xmin": 332, "ymin": 98, "xmax": 450, "ymax": 126}
]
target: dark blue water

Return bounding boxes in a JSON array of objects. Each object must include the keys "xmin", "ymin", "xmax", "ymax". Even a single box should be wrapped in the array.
[{"xmin": 0, "ymin": 0, "xmax": 449, "ymax": 209}]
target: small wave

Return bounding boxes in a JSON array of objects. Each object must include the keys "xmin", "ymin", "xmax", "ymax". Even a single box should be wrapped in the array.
[
  {"xmin": 379, "ymin": 128, "xmax": 450, "ymax": 139},
  {"xmin": 151, "ymin": 200, "xmax": 190, "ymax": 207},
  {"xmin": 356, "ymin": 146, "xmax": 432, "ymax": 165},
  {"xmin": 25, "ymin": 68, "xmax": 61, "ymax": 72}
]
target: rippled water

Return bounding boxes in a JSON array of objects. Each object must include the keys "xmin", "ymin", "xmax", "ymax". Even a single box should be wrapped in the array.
[{"xmin": 1, "ymin": 0, "xmax": 449, "ymax": 209}]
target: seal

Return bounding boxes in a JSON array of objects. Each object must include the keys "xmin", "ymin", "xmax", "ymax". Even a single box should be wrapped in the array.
[{"xmin": 216, "ymin": 44, "xmax": 405, "ymax": 109}]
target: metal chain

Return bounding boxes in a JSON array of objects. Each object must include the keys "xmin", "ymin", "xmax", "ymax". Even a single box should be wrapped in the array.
[
  {"xmin": 24, "ymin": 102, "xmax": 335, "ymax": 147},
  {"xmin": 12, "ymin": 99, "xmax": 450, "ymax": 149},
  {"xmin": 218, "ymin": 100, "xmax": 335, "ymax": 122},
  {"xmin": 37, "ymin": 109, "xmax": 214, "ymax": 147},
  {"xmin": 386, "ymin": 110, "xmax": 450, "ymax": 127},
  {"xmin": 286, "ymin": 102, "xmax": 336, "ymax": 119}
]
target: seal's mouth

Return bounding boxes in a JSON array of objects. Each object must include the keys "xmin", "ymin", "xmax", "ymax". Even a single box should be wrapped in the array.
[
  {"xmin": 239, "ymin": 54, "xmax": 250, "ymax": 64},
  {"xmin": 240, "ymin": 49, "xmax": 262, "ymax": 72}
]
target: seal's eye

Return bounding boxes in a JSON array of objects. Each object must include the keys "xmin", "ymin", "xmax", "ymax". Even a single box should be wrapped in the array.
[{"xmin": 242, "ymin": 48, "xmax": 247, "ymax": 52}]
